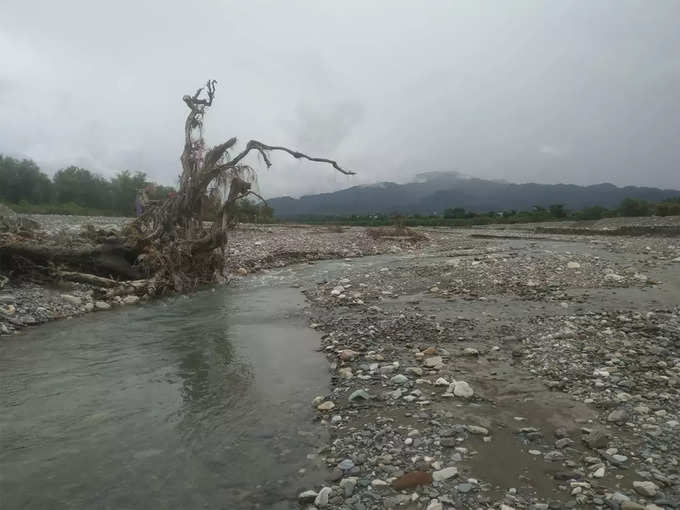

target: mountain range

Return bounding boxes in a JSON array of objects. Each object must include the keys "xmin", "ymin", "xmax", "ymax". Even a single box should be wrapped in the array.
[{"xmin": 268, "ymin": 172, "xmax": 680, "ymax": 218}]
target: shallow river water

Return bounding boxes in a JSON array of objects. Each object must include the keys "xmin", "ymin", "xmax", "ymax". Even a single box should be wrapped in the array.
[{"xmin": 0, "ymin": 257, "xmax": 392, "ymax": 509}]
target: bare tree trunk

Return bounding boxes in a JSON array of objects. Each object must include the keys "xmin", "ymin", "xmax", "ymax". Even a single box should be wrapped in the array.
[{"xmin": 1, "ymin": 80, "xmax": 353, "ymax": 294}]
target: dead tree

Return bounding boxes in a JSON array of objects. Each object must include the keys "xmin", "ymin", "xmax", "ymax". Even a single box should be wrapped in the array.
[
  {"xmin": 122, "ymin": 79, "xmax": 354, "ymax": 292},
  {"xmin": 0, "ymin": 80, "xmax": 353, "ymax": 294}
]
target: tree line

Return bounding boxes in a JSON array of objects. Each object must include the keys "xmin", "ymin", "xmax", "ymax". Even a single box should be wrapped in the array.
[
  {"xmin": 0, "ymin": 154, "xmax": 174, "ymax": 216},
  {"xmin": 0, "ymin": 154, "xmax": 274, "ymax": 221},
  {"xmin": 291, "ymin": 197, "xmax": 680, "ymax": 227}
]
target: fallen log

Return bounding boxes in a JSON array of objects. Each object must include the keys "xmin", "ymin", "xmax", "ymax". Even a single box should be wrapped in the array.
[
  {"xmin": 0, "ymin": 240, "xmax": 142, "ymax": 280},
  {"xmin": 57, "ymin": 271, "xmax": 119, "ymax": 288}
]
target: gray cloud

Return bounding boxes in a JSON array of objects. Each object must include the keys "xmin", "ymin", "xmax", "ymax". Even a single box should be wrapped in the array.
[{"xmin": 1, "ymin": 0, "xmax": 679, "ymax": 198}]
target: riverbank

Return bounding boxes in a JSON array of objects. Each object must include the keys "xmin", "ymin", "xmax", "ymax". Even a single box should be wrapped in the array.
[
  {"xmin": 2, "ymin": 215, "xmax": 680, "ymax": 508},
  {"xmin": 298, "ymin": 229, "xmax": 680, "ymax": 509},
  {"xmin": 0, "ymin": 216, "xmax": 425, "ymax": 335}
]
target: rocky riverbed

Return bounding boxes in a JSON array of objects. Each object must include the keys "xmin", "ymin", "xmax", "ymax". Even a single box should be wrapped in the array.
[
  {"xmin": 0, "ymin": 215, "xmax": 421, "ymax": 335},
  {"xmin": 2, "ymin": 215, "xmax": 680, "ymax": 510},
  {"xmin": 297, "ymin": 230, "xmax": 680, "ymax": 509}
]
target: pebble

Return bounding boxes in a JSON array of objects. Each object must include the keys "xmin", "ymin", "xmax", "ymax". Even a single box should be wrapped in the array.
[
  {"xmin": 317, "ymin": 401, "xmax": 335, "ymax": 411},
  {"xmin": 452, "ymin": 380, "xmax": 474, "ymax": 398},
  {"xmin": 338, "ymin": 349, "xmax": 360, "ymax": 361},
  {"xmin": 466, "ymin": 425, "xmax": 489, "ymax": 435},
  {"xmin": 94, "ymin": 301, "xmax": 111, "ymax": 310},
  {"xmin": 423, "ymin": 356, "xmax": 444, "ymax": 369},
  {"xmin": 61, "ymin": 294, "xmax": 82, "ymax": 305},
  {"xmin": 426, "ymin": 500, "xmax": 443, "ymax": 510},
  {"xmin": 339, "ymin": 477, "xmax": 357, "ymax": 497},
  {"xmin": 337, "ymin": 459, "xmax": 354, "ymax": 471},
  {"xmin": 314, "ymin": 487, "xmax": 332, "ymax": 507},
  {"xmin": 633, "ymin": 480, "xmax": 659, "ymax": 497},
  {"xmin": 298, "ymin": 490, "xmax": 317, "ymax": 504},
  {"xmin": 391, "ymin": 374, "xmax": 408, "ymax": 384},
  {"xmin": 348, "ymin": 389, "xmax": 371, "ymax": 401},
  {"xmin": 432, "ymin": 466, "xmax": 458, "ymax": 481},
  {"xmin": 607, "ymin": 408, "xmax": 628, "ymax": 423},
  {"xmin": 338, "ymin": 367, "xmax": 353, "ymax": 379}
]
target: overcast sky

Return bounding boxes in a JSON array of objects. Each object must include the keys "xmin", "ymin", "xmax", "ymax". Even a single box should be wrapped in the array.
[{"xmin": 1, "ymin": 1, "xmax": 679, "ymax": 197}]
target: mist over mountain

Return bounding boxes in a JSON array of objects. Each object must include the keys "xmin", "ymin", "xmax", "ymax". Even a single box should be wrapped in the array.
[{"xmin": 268, "ymin": 172, "xmax": 680, "ymax": 218}]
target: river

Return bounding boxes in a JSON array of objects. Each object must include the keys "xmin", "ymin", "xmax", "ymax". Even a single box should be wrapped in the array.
[{"xmin": 0, "ymin": 259, "xmax": 370, "ymax": 509}]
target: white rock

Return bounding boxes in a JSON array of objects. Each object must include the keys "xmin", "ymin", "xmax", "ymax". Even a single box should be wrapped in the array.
[
  {"xmin": 604, "ymin": 273, "xmax": 625, "ymax": 282},
  {"xmin": 467, "ymin": 425, "xmax": 489, "ymax": 435},
  {"xmin": 453, "ymin": 380, "xmax": 474, "ymax": 398},
  {"xmin": 314, "ymin": 486, "xmax": 332, "ymax": 507},
  {"xmin": 94, "ymin": 301, "xmax": 111, "ymax": 311},
  {"xmin": 298, "ymin": 490, "xmax": 317, "ymax": 503},
  {"xmin": 61, "ymin": 294, "xmax": 82, "ymax": 305},
  {"xmin": 371, "ymin": 479, "xmax": 388, "ymax": 488},
  {"xmin": 434, "ymin": 377, "xmax": 450, "ymax": 386},
  {"xmin": 317, "ymin": 401, "xmax": 335, "ymax": 411},
  {"xmin": 330, "ymin": 286, "xmax": 344, "ymax": 296},
  {"xmin": 432, "ymin": 466, "xmax": 458, "ymax": 481},
  {"xmin": 592, "ymin": 467, "xmax": 605, "ymax": 478},
  {"xmin": 122, "ymin": 295, "xmax": 139, "ymax": 305},
  {"xmin": 567, "ymin": 261, "xmax": 581, "ymax": 269},
  {"xmin": 426, "ymin": 500, "xmax": 443, "ymax": 510}
]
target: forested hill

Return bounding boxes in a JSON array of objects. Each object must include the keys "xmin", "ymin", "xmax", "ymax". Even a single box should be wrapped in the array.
[{"xmin": 268, "ymin": 173, "xmax": 680, "ymax": 218}]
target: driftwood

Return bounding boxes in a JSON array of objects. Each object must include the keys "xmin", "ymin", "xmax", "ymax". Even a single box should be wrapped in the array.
[
  {"xmin": 0, "ymin": 240, "xmax": 140, "ymax": 280},
  {"xmin": 0, "ymin": 80, "xmax": 353, "ymax": 295},
  {"xmin": 57, "ymin": 271, "xmax": 119, "ymax": 288}
]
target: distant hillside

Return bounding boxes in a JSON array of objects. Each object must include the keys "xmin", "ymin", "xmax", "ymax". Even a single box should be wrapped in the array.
[{"xmin": 268, "ymin": 173, "xmax": 680, "ymax": 218}]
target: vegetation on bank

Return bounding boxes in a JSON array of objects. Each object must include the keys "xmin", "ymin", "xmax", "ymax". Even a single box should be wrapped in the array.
[
  {"xmin": 1, "ymin": 154, "xmax": 276, "ymax": 222},
  {"xmin": 0, "ymin": 155, "xmax": 174, "ymax": 217},
  {"xmin": 2, "ymin": 153, "xmax": 678, "ymax": 226},
  {"xmin": 286, "ymin": 197, "xmax": 680, "ymax": 227}
]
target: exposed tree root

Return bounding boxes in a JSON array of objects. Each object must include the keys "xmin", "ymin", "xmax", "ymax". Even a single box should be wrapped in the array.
[{"xmin": 0, "ymin": 80, "xmax": 352, "ymax": 296}]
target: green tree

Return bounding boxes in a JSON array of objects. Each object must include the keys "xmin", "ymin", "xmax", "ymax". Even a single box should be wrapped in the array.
[
  {"xmin": 578, "ymin": 205, "xmax": 607, "ymax": 220},
  {"xmin": 0, "ymin": 155, "xmax": 53, "ymax": 203},
  {"xmin": 52, "ymin": 166, "xmax": 111, "ymax": 208},
  {"xmin": 109, "ymin": 170, "xmax": 148, "ymax": 215},
  {"xmin": 443, "ymin": 207, "xmax": 466, "ymax": 219},
  {"xmin": 618, "ymin": 197, "xmax": 650, "ymax": 217},
  {"xmin": 549, "ymin": 204, "xmax": 567, "ymax": 218}
]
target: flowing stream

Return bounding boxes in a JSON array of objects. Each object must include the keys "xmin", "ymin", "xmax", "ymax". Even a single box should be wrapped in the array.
[{"xmin": 0, "ymin": 257, "xmax": 386, "ymax": 509}]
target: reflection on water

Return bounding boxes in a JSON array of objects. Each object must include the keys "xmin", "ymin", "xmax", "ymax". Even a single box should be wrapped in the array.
[{"xmin": 0, "ymin": 278, "xmax": 331, "ymax": 509}]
